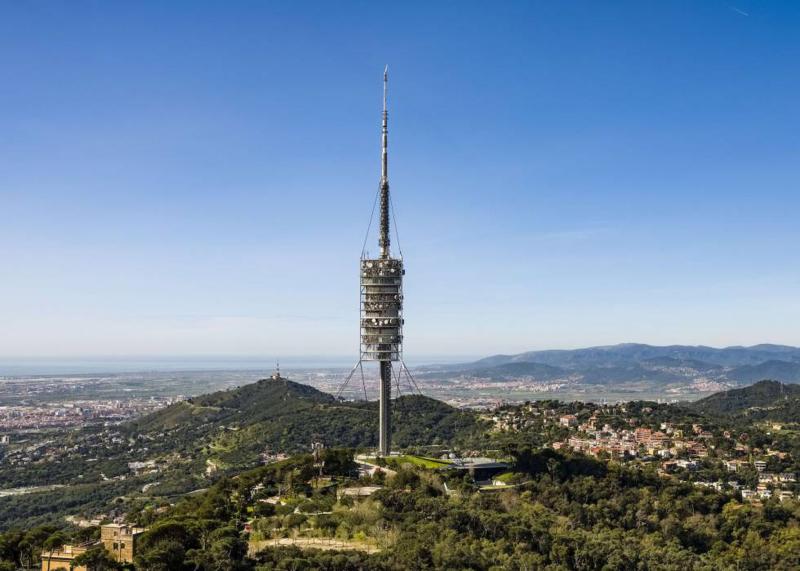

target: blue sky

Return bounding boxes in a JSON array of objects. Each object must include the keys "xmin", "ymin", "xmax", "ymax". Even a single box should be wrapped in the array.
[{"xmin": 1, "ymin": 1, "xmax": 799, "ymax": 360}]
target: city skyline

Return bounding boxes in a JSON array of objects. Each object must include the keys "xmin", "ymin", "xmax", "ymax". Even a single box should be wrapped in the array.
[{"xmin": 2, "ymin": 1, "xmax": 800, "ymax": 358}]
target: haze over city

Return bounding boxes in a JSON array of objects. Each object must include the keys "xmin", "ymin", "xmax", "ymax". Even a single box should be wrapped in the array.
[{"xmin": 3, "ymin": 0, "xmax": 799, "ymax": 361}]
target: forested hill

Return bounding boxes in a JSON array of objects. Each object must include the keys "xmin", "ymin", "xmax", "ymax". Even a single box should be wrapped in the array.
[
  {"xmin": 127, "ymin": 378, "xmax": 335, "ymax": 434},
  {"xmin": 124, "ymin": 378, "xmax": 485, "ymax": 470},
  {"xmin": 689, "ymin": 380, "xmax": 800, "ymax": 417},
  {"xmin": 0, "ymin": 378, "xmax": 485, "ymax": 531}
]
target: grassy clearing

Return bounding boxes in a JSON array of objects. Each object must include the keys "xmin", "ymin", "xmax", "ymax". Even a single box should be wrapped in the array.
[
  {"xmin": 493, "ymin": 471, "xmax": 523, "ymax": 483},
  {"xmin": 361, "ymin": 454, "xmax": 452, "ymax": 470},
  {"xmin": 388, "ymin": 455, "xmax": 452, "ymax": 470}
]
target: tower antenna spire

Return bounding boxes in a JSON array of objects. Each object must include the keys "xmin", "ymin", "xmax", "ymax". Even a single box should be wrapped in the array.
[{"xmin": 379, "ymin": 65, "xmax": 390, "ymax": 258}]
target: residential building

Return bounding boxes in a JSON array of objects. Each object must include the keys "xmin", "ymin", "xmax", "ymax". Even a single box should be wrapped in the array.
[{"xmin": 101, "ymin": 523, "xmax": 146, "ymax": 563}]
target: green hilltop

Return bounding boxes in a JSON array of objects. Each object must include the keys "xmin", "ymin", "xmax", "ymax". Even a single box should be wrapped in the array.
[
  {"xmin": 0, "ymin": 378, "xmax": 486, "ymax": 532},
  {"xmin": 126, "ymin": 378, "xmax": 485, "ymax": 472}
]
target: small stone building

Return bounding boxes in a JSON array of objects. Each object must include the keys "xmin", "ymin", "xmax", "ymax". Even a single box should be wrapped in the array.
[{"xmin": 100, "ymin": 523, "xmax": 146, "ymax": 563}]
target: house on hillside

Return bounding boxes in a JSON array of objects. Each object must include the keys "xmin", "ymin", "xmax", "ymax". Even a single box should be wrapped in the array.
[
  {"xmin": 559, "ymin": 415, "xmax": 578, "ymax": 427},
  {"xmin": 40, "ymin": 544, "xmax": 90, "ymax": 571},
  {"xmin": 41, "ymin": 523, "xmax": 146, "ymax": 570}
]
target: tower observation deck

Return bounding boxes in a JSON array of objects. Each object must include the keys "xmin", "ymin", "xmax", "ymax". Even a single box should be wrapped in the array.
[{"xmin": 360, "ymin": 67, "xmax": 403, "ymax": 457}]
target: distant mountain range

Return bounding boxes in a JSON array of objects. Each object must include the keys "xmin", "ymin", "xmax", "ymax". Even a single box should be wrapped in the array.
[{"xmin": 420, "ymin": 343, "xmax": 800, "ymax": 394}]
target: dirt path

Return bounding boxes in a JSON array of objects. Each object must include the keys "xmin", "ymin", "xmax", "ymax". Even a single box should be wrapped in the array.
[{"xmin": 249, "ymin": 537, "xmax": 381, "ymax": 555}]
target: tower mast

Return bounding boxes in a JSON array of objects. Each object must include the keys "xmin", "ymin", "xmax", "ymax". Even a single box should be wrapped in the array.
[{"xmin": 379, "ymin": 65, "xmax": 390, "ymax": 259}]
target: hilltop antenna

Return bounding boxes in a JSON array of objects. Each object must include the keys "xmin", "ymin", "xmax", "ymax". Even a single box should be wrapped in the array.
[{"xmin": 271, "ymin": 360, "xmax": 283, "ymax": 381}]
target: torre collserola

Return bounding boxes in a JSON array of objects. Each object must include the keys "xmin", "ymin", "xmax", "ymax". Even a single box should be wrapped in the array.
[{"xmin": 359, "ymin": 67, "xmax": 404, "ymax": 456}]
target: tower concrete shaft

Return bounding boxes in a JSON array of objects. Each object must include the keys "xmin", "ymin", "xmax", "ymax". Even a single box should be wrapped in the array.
[{"xmin": 379, "ymin": 361, "xmax": 392, "ymax": 455}]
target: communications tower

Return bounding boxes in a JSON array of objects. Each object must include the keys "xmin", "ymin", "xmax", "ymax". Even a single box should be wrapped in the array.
[
  {"xmin": 336, "ymin": 68, "xmax": 420, "ymax": 456},
  {"xmin": 359, "ymin": 67, "xmax": 404, "ymax": 457}
]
